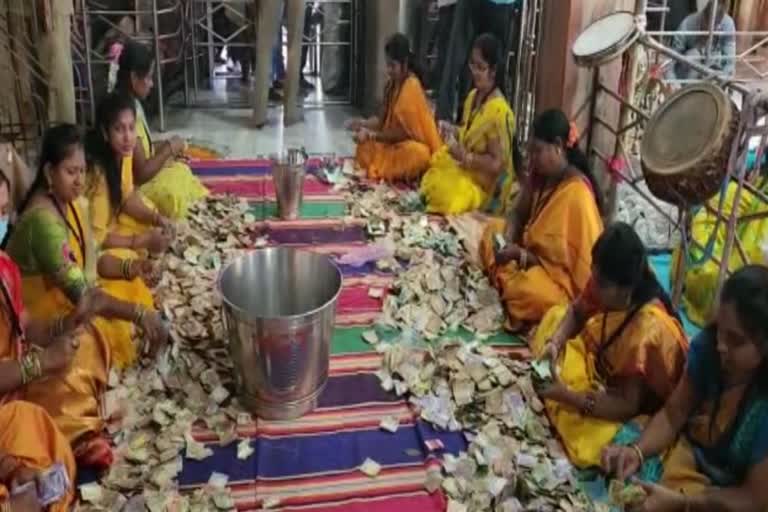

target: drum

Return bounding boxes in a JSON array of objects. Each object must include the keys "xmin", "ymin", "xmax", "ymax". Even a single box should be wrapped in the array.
[
  {"xmin": 572, "ymin": 11, "xmax": 639, "ymax": 67},
  {"xmin": 641, "ymin": 83, "xmax": 738, "ymax": 206}
]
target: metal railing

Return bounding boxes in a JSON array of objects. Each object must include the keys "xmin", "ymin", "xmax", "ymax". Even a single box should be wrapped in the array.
[
  {"xmin": 0, "ymin": 0, "xmax": 49, "ymax": 163},
  {"xmin": 71, "ymin": 0, "xmax": 188, "ymax": 131},
  {"xmin": 583, "ymin": 0, "xmax": 768, "ymax": 307},
  {"xmin": 187, "ymin": 0, "xmax": 358, "ymax": 108}
]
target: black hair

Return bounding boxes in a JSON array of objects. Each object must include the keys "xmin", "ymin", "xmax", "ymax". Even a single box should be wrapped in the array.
[
  {"xmin": 85, "ymin": 93, "xmax": 136, "ymax": 211},
  {"xmin": 700, "ymin": 265, "xmax": 768, "ymax": 440},
  {"xmin": 471, "ymin": 32, "xmax": 506, "ymax": 94},
  {"xmin": 532, "ymin": 108, "xmax": 604, "ymax": 213},
  {"xmin": 3, "ymin": 124, "xmax": 83, "ymax": 248},
  {"xmin": 384, "ymin": 33, "xmax": 424, "ymax": 85},
  {"xmin": 716, "ymin": 265, "xmax": 768, "ymax": 392},
  {"xmin": 591, "ymin": 222, "xmax": 678, "ymax": 370},
  {"xmin": 115, "ymin": 40, "xmax": 154, "ymax": 95}
]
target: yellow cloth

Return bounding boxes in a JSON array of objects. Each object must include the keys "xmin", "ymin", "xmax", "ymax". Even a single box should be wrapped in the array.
[
  {"xmin": 420, "ymin": 90, "xmax": 517, "ymax": 214},
  {"xmin": 87, "ymin": 157, "xmax": 155, "ymax": 368},
  {"xmin": 135, "ymin": 107, "xmax": 208, "ymax": 219},
  {"xmin": 0, "ymin": 401, "xmax": 77, "ymax": 511},
  {"xmin": 479, "ymin": 177, "xmax": 603, "ymax": 329},
  {"xmin": 673, "ymin": 179, "xmax": 768, "ymax": 325},
  {"xmin": 17, "ymin": 203, "xmax": 111, "ymax": 442},
  {"xmin": 355, "ymin": 75, "xmax": 442, "ymax": 182},
  {"xmin": 531, "ymin": 302, "xmax": 689, "ymax": 468}
]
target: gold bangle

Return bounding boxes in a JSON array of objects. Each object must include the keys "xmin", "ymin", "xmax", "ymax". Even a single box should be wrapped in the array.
[
  {"xmin": 630, "ymin": 443, "xmax": 645, "ymax": 467},
  {"xmin": 1, "ymin": 500, "xmax": 10, "ymax": 512},
  {"xmin": 519, "ymin": 250, "xmax": 528, "ymax": 269},
  {"xmin": 134, "ymin": 306, "xmax": 146, "ymax": 325}
]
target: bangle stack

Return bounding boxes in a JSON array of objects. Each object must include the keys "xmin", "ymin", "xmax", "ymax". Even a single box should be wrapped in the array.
[
  {"xmin": 1, "ymin": 500, "xmax": 10, "ymax": 512},
  {"xmin": 519, "ymin": 250, "xmax": 528, "ymax": 269},
  {"xmin": 49, "ymin": 315, "xmax": 66, "ymax": 338},
  {"xmin": 630, "ymin": 443, "xmax": 645, "ymax": 467},
  {"xmin": 121, "ymin": 258, "xmax": 135, "ymax": 280},
  {"xmin": 129, "ymin": 234, "xmax": 136, "ymax": 250},
  {"xmin": 19, "ymin": 350, "xmax": 43, "ymax": 384},
  {"xmin": 134, "ymin": 306, "xmax": 146, "ymax": 325},
  {"xmin": 580, "ymin": 391, "xmax": 596, "ymax": 416}
]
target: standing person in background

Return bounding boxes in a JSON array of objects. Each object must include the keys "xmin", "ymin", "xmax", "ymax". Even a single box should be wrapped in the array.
[
  {"xmin": 665, "ymin": 0, "xmax": 736, "ymax": 83},
  {"xmin": 252, "ymin": 0, "xmax": 307, "ymax": 127},
  {"xmin": 436, "ymin": 0, "xmax": 517, "ymax": 122}
]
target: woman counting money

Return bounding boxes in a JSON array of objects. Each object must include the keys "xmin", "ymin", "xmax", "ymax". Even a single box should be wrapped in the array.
[
  {"xmin": 350, "ymin": 33, "xmax": 442, "ymax": 182},
  {"xmin": 531, "ymin": 223, "xmax": 689, "ymax": 469},
  {"xmin": 7, "ymin": 124, "xmax": 167, "ymax": 468},
  {"xmin": 602, "ymin": 265, "xmax": 768, "ymax": 511},
  {"xmin": 479, "ymin": 109, "xmax": 604, "ymax": 331}
]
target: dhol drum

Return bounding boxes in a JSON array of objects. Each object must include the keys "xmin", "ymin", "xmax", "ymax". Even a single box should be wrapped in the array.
[
  {"xmin": 641, "ymin": 83, "xmax": 738, "ymax": 206},
  {"xmin": 572, "ymin": 11, "xmax": 639, "ymax": 67}
]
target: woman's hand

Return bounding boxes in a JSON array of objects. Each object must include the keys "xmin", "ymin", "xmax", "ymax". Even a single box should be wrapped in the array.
[
  {"xmin": 353, "ymin": 128, "xmax": 373, "ymax": 144},
  {"xmin": 535, "ymin": 378, "xmax": 571, "ymax": 404},
  {"xmin": 448, "ymin": 141, "xmax": 466, "ymax": 163},
  {"xmin": 601, "ymin": 444, "xmax": 643, "ymax": 481},
  {"xmin": 71, "ymin": 287, "xmax": 107, "ymax": 325},
  {"xmin": 139, "ymin": 228, "xmax": 172, "ymax": 254},
  {"xmin": 139, "ymin": 311, "xmax": 168, "ymax": 357},
  {"xmin": 539, "ymin": 338, "xmax": 563, "ymax": 372},
  {"xmin": 345, "ymin": 118, "xmax": 363, "ymax": 131},
  {"xmin": 168, "ymin": 135, "xmax": 186, "ymax": 157},
  {"xmin": 628, "ymin": 481, "xmax": 685, "ymax": 512},
  {"xmin": 9, "ymin": 483, "xmax": 42, "ymax": 512},
  {"xmin": 438, "ymin": 120, "xmax": 458, "ymax": 142},
  {"xmin": 495, "ymin": 243, "xmax": 522, "ymax": 265},
  {"xmin": 41, "ymin": 334, "xmax": 80, "ymax": 375}
]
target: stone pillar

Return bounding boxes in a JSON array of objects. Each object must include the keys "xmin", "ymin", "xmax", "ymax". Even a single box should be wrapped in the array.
[
  {"xmin": 38, "ymin": 0, "xmax": 77, "ymax": 124},
  {"xmin": 360, "ymin": 0, "xmax": 401, "ymax": 114},
  {"xmin": 535, "ymin": 0, "xmax": 634, "ymax": 217}
]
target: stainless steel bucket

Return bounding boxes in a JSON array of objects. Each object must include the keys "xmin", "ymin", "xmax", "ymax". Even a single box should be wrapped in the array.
[
  {"xmin": 217, "ymin": 247, "xmax": 342, "ymax": 420},
  {"xmin": 271, "ymin": 149, "xmax": 307, "ymax": 220}
]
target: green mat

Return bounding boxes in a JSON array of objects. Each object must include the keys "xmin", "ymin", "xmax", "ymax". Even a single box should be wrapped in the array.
[
  {"xmin": 331, "ymin": 326, "xmax": 525, "ymax": 354},
  {"xmin": 248, "ymin": 201, "xmax": 347, "ymax": 220}
]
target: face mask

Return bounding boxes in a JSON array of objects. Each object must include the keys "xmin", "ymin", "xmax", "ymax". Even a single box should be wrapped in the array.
[{"xmin": 0, "ymin": 217, "xmax": 8, "ymax": 243}]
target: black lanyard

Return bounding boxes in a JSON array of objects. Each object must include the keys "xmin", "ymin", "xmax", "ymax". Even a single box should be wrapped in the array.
[
  {"xmin": 463, "ymin": 88, "xmax": 496, "ymax": 143},
  {"xmin": 50, "ymin": 195, "xmax": 86, "ymax": 267}
]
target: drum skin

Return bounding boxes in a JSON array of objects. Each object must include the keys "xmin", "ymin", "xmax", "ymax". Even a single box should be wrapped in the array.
[
  {"xmin": 572, "ymin": 11, "xmax": 639, "ymax": 67},
  {"xmin": 641, "ymin": 83, "xmax": 738, "ymax": 206}
]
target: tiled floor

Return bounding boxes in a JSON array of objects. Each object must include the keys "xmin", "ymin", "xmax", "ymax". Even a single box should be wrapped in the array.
[{"xmin": 163, "ymin": 75, "xmax": 357, "ymax": 158}]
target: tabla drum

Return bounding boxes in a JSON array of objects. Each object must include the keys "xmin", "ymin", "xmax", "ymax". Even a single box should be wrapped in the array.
[
  {"xmin": 641, "ymin": 83, "xmax": 738, "ymax": 206},
  {"xmin": 572, "ymin": 11, "xmax": 639, "ymax": 67}
]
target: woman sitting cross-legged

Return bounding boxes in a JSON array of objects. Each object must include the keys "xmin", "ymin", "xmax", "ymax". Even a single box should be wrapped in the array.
[
  {"xmin": 85, "ymin": 92, "xmax": 171, "ymax": 368},
  {"xmin": 479, "ymin": 109, "xmax": 604, "ymax": 332},
  {"xmin": 113, "ymin": 41, "xmax": 208, "ymax": 219},
  {"xmin": 349, "ymin": 33, "xmax": 442, "ymax": 182},
  {"xmin": 5, "ymin": 124, "xmax": 168, "ymax": 468},
  {"xmin": 602, "ymin": 265, "xmax": 768, "ymax": 512},
  {"xmin": 420, "ymin": 32, "xmax": 517, "ymax": 214},
  {"xmin": 532, "ymin": 222, "xmax": 689, "ymax": 468}
]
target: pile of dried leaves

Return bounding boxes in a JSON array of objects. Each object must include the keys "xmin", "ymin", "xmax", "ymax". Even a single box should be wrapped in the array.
[
  {"xmin": 78, "ymin": 197, "xmax": 259, "ymax": 511},
  {"xmin": 375, "ymin": 339, "xmax": 603, "ymax": 512}
]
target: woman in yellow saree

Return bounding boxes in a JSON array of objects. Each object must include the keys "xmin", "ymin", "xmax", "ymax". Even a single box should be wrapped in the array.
[
  {"xmin": 85, "ymin": 93, "xmax": 172, "ymax": 368},
  {"xmin": 602, "ymin": 266, "xmax": 768, "ymax": 511},
  {"xmin": 479, "ymin": 109, "xmax": 604, "ymax": 331},
  {"xmin": 349, "ymin": 33, "xmax": 442, "ymax": 182},
  {"xmin": 6, "ymin": 125, "xmax": 167, "ymax": 469},
  {"xmin": 114, "ymin": 41, "xmax": 208, "ymax": 219},
  {"xmin": 0, "ymin": 174, "xmax": 76, "ymax": 511},
  {"xmin": 533, "ymin": 222, "xmax": 689, "ymax": 469},
  {"xmin": 672, "ymin": 177, "xmax": 768, "ymax": 326},
  {"xmin": 420, "ymin": 33, "xmax": 516, "ymax": 214}
]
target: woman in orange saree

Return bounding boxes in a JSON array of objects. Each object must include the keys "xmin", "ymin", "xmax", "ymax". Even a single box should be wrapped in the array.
[
  {"xmin": 533, "ymin": 223, "xmax": 689, "ymax": 468},
  {"xmin": 6, "ymin": 125, "xmax": 167, "ymax": 469},
  {"xmin": 0, "ymin": 173, "xmax": 76, "ymax": 511},
  {"xmin": 349, "ymin": 33, "xmax": 441, "ymax": 182},
  {"xmin": 479, "ymin": 109, "xmax": 603, "ymax": 331}
]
